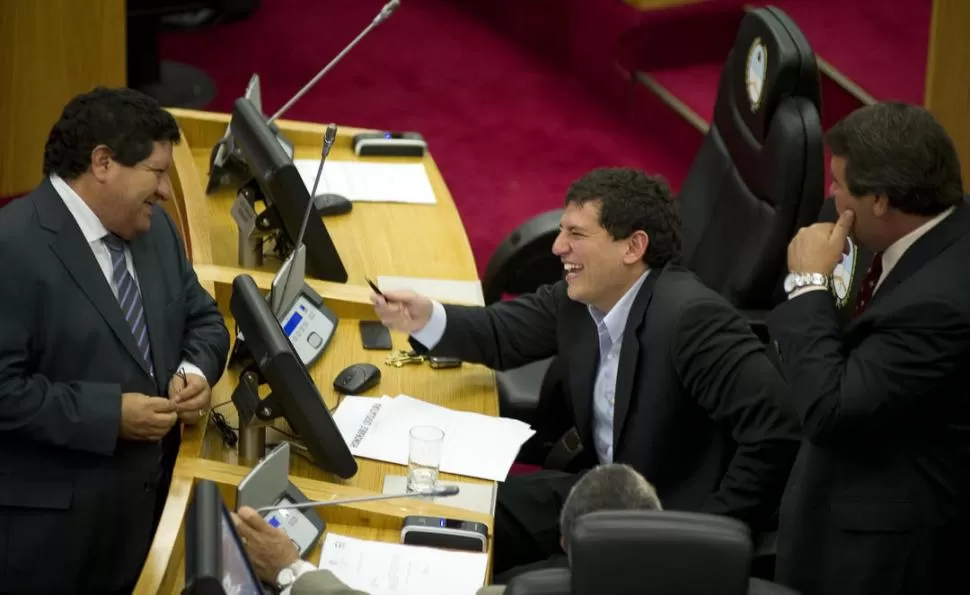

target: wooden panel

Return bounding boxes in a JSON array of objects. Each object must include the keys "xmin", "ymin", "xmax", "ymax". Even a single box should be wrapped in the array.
[
  {"xmin": 0, "ymin": 0, "xmax": 126, "ymax": 197},
  {"xmin": 924, "ymin": 0, "xmax": 970, "ymax": 191}
]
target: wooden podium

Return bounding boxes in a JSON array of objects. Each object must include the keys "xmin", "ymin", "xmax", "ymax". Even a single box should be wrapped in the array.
[
  {"xmin": 135, "ymin": 109, "xmax": 498, "ymax": 593},
  {"xmin": 0, "ymin": 0, "xmax": 126, "ymax": 198}
]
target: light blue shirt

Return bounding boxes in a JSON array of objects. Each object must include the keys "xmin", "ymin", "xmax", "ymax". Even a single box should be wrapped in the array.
[
  {"xmin": 588, "ymin": 271, "xmax": 649, "ymax": 463},
  {"xmin": 411, "ymin": 271, "xmax": 650, "ymax": 464}
]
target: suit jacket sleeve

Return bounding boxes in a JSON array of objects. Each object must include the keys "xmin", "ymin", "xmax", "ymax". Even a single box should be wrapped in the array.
[
  {"xmin": 0, "ymin": 243, "xmax": 121, "ymax": 456},
  {"xmin": 768, "ymin": 290, "xmax": 970, "ymax": 447},
  {"xmin": 163, "ymin": 212, "xmax": 230, "ymax": 386},
  {"xmin": 414, "ymin": 283, "xmax": 563, "ymax": 371},
  {"xmin": 291, "ymin": 569, "xmax": 368, "ymax": 595},
  {"xmin": 672, "ymin": 298, "xmax": 801, "ymax": 530}
]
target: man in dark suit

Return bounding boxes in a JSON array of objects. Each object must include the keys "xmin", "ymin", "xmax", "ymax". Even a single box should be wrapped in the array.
[
  {"xmin": 372, "ymin": 168, "xmax": 801, "ymax": 579},
  {"xmin": 768, "ymin": 102, "xmax": 970, "ymax": 595},
  {"xmin": 0, "ymin": 87, "xmax": 230, "ymax": 594}
]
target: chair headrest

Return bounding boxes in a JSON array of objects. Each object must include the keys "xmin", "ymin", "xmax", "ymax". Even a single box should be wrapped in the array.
[
  {"xmin": 505, "ymin": 568, "xmax": 572, "ymax": 595},
  {"xmin": 720, "ymin": 6, "xmax": 820, "ymax": 144},
  {"xmin": 569, "ymin": 511, "xmax": 752, "ymax": 595}
]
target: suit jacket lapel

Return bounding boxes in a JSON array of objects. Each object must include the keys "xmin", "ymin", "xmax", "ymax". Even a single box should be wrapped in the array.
[
  {"xmin": 38, "ymin": 183, "xmax": 152, "ymax": 378},
  {"xmin": 567, "ymin": 314, "xmax": 598, "ymax": 449},
  {"xmin": 130, "ymin": 229, "xmax": 168, "ymax": 388},
  {"xmin": 612, "ymin": 271, "xmax": 658, "ymax": 451},
  {"xmin": 869, "ymin": 203, "xmax": 970, "ymax": 309}
]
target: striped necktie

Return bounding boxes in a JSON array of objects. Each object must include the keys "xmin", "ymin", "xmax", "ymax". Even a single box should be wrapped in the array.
[{"xmin": 102, "ymin": 234, "xmax": 155, "ymax": 376}]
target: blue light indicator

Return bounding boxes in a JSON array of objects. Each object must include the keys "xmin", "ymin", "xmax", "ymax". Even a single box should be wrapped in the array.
[
  {"xmin": 269, "ymin": 517, "xmax": 281, "ymax": 528},
  {"xmin": 384, "ymin": 132, "xmax": 392, "ymax": 139}
]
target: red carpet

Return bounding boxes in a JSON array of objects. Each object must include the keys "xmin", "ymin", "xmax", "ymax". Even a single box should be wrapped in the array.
[
  {"xmin": 159, "ymin": 0, "xmax": 929, "ymax": 275},
  {"xmin": 159, "ymin": 0, "xmax": 696, "ymax": 275}
]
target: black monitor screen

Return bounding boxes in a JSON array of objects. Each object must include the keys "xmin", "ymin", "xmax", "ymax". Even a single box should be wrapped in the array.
[
  {"xmin": 220, "ymin": 508, "xmax": 263, "ymax": 595},
  {"xmin": 230, "ymin": 97, "xmax": 348, "ymax": 283},
  {"xmin": 230, "ymin": 273, "xmax": 358, "ymax": 479}
]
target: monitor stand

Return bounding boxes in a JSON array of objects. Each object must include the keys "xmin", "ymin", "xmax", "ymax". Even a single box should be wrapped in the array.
[
  {"xmin": 232, "ymin": 369, "xmax": 285, "ymax": 466},
  {"xmin": 230, "ymin": 179, "xmax": 286, "ymax": 270}
]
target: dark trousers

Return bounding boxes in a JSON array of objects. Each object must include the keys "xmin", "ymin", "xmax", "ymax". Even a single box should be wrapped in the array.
[{"xmin": 493, "ymin": 470, "xmax": 582, "ymax": 583}]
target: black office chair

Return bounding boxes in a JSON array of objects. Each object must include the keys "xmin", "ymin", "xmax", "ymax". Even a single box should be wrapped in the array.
[
  {"xmin": 482, "ymin": 210, "xmax": 563, "ymax": 425},
  {"xmin": 126, "ymin": 0, "xmax": 241, "ymax": 108},
  {"xmin": 504, "ymin": 511, "xmax": 799, "ymax": 595},
  {"xmin": 676, "ymin": 6, "xmax": 825, "ymax": 333},
  {"xmin": 487, "ymin": 7, "xmax": 824, "ymax": 422}
]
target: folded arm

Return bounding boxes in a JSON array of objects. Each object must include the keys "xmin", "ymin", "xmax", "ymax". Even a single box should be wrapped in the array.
[{"xmin": 674, "ymin": 298, "xmax": 801, "ymax": 530}]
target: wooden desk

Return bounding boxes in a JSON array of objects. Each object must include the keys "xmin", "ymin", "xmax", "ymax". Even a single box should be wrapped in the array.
[{"xmin": 136, "ymin": 111, "xmax": 499, "ymax": 593}]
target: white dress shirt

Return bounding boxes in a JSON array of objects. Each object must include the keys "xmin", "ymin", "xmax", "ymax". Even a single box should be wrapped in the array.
[
  {"xmin": 789, "ymin": 206, "xmax": 956, "ymax": 301},
  {"xmin": 412, "ymin": 271, "xmax": 651, "ymax": 464},
  {"xmin": 49, "ymin": 174, "xmax": 205, "ymax": 380}
]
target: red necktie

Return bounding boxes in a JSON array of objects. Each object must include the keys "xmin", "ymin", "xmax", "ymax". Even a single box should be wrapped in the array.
[{"xmin": 853, "ymin": 252, "xmax": 884, "ymax": 318}]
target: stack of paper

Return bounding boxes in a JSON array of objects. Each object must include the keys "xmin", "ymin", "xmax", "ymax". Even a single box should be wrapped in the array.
[
  {"xmin": 331, "ymin": 394, "xmax": 535, "ymax": 482},
  {"xmin": 293, "ymin": 159, "xmax": 437, "ymax": 204},
  {"xmin": 318, "ymin": 533, "xmax": 488, "ymax": 595}
]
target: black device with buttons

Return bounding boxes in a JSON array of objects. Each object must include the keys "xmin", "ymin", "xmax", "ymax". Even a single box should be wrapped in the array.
[
  {"xmin": 333, "ymin": 363, "xmax": 381, "ymax": 394},
  {"xmin": 400, "ymin": 516, "xmax": 489, "ymax": 552},
  {"xmin": 353, "ymin": 131, "xmax": 427, "ymax": 157}
]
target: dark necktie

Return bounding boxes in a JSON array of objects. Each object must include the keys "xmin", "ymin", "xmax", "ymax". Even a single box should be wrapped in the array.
[
  {"xmin": 103, "ymin": 234, "xmax": 155, "ymax": 376},
  {"xmin": 853, "ymin": 251, "xmax": 884, "ymax": 318}
]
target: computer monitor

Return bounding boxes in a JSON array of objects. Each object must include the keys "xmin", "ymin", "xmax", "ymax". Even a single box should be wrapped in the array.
[
  {"xmin": 230, "ymin": 273, "xmax": 358, "ymax": 479},
  {"xmin": 230, "ymin": 97, "xmax": 348, "ymax": 283},
  {"xmin": 183, "ymin": 480, "xmax": 264, "ymax": 595}
]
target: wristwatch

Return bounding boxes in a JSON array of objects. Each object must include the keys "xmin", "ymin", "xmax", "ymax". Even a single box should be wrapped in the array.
[
  {"xmin": 277, "ymin": 559, "xmax": 316, "ymax": 591},
  {"xmin": 783, "ymin": 272, "xmax": 829, "ymax": 294}
]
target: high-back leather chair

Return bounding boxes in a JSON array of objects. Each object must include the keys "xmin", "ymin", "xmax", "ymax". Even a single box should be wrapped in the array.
[
  {"xmin": 678, "ymin": 6, "xmax": 824, "ymax": 311},
  {"xmin": 484, "ymin": 7, "xmax": 824, "ymax": 423},
  {"xmin": 504, "ymin": 511, "xmax": 799, "ymax": 595}
]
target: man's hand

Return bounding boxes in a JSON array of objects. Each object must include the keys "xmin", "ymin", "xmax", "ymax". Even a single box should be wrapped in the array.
[
  {"xmin": 232, "ymin": 506, "xmax": 301, "ymax": 584},
  {"xmin": 168, "ymin": 371, "xmax": 211, "ymax": 425},
  {"xmin": 370, "ymin": 289, "xmax": 434, "ymax": 333},
  {"xmin": 787, "ymin": 210, "xmax": 855, "ymax": 275},
  {"xmin": 120, "ymin": 393, "xmax": 178, "ymax": 441}
]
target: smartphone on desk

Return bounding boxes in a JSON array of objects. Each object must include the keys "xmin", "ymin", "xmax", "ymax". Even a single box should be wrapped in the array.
[
  {"xmin": 359, "ymin": 320, "xmax": 393, "ymax": 350},
  {"xmin": 428, "ymin": 356, "xmax": 461, "ymax": 369}
]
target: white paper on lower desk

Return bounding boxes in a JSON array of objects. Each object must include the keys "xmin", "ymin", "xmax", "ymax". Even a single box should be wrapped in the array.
[
  {"xmin": 330, "ymin": 395, "xmax": 535, "ymax": 482},
  {"xmin": 318, "ymin": 533, "xmax": 488, "ymax": 595},
  {"xmin": 293, "ymin": 159, "xmax": 437, "ymax": 204},
  {"xmin": 377, "ymin": 276, "xmax": 485, "ymax": 306}
]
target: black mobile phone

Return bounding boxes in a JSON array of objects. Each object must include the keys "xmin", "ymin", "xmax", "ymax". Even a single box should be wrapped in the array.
[
  {"xmin": 428, "ymin": 355, "xmax": 462, "ymax": 369},
  {"xmin": 359, "ymin": 320, "xmax": 392, "ymax": 350}
]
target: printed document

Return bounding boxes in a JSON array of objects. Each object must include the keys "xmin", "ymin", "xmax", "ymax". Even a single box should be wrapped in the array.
[
  {"xmin": 331, "ymin": 395, "xmax": 535, "ymax": 482},
  {"xmin": 294, "ymin": 159, "xmax": 437, "ymax": 204},
  {"xmin": 318, "ymin": 533, "xmax": 488, "ymax": 595}
]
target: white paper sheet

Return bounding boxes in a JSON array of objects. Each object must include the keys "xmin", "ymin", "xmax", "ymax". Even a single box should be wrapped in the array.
[
  {"xmin": 377, "ymin": 276, "xmax": 485, "ymax": 306},
  {"xmin": 318, "ymin": 533, "xmax": 488, "ymax": 595},
  {"xmin": 294, "ymin": 159, "xmax": 437, "ymax": 204},
  {"xmin": 330, "ymin": 395, "xmax": 535, "ymax": 482}
]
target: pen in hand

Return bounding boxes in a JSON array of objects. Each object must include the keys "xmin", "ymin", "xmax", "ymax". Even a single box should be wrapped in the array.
[{"xmin": 366, "ymin": 277, "xmax": 385, "ymax": 298}]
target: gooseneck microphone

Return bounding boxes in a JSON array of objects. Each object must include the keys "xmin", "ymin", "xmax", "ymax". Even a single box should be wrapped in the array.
[
  {"xmin": 255, "ymin": 484, "xmax": 460, "ymax": 513},
  {"xmin": 267, "ymin": 0, "xmax": 402, "ymax": 126},
  {"xmin": 296, "ymin": 124, "xmax": 338, "ymax": 248}
]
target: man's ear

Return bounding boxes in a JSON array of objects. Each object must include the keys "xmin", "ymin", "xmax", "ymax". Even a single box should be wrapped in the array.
[
  {"xmin": 872, "ymin": 194, "xmax": 890, "ymax": 218},
  {"xmin": 90, "ymin": 145, "xmax": 114, "ymax": 182},
  {"xmin": 624, "ymin": 230, "xmax": 649, "ymax": 265},
  {"xmin": 560, "ymin": 535, "xmax": 567, "ymax": 552}
]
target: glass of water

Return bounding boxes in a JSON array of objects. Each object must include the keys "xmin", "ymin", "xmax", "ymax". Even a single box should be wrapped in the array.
[{"xmin": 407, "ymin": 425, "xmax": 445, "ymax": 493}]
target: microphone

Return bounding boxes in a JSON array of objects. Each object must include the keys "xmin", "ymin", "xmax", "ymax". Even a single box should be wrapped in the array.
[
  {"xmin": 255, "ymin": 484, "xmax": 460, "ymax": 513},
  {"xmin": 269, "ymin": 124, "xmax": 337, "ymax": 316},
  {"xmin": 267, "ymin": 0, "xmax": 402, "ymax": 126}
]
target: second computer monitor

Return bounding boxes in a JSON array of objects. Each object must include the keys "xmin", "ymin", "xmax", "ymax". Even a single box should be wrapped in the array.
[
  {"xmin": 230, "ymin": 97, "xmax": 348, "ymax": 283},
  {"xmin": 230, "ymin": 273, "xmax": 358, "ymax": 479}
]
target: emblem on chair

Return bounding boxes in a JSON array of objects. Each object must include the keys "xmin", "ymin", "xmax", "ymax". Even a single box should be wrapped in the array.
[
  {"xmin": 832, "ymin": 236, "xmax": 857, "ymax": 307},
  {"xmin": 745, "ymin": 38, "xmax": 767, "ymax": 112}
]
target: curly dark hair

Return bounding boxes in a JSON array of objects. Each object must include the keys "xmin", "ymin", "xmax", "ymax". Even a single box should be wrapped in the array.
[
  {"xmin": 564, "ymin": 167, "xmax": 682, "ymax": 268},
  {"xmin": 43, "ymin": 86, "xmax": 181, "ymax": 180},
  {"xmin": 826, "ymin": 102, "xmax": 963, "ymax": 216}
]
